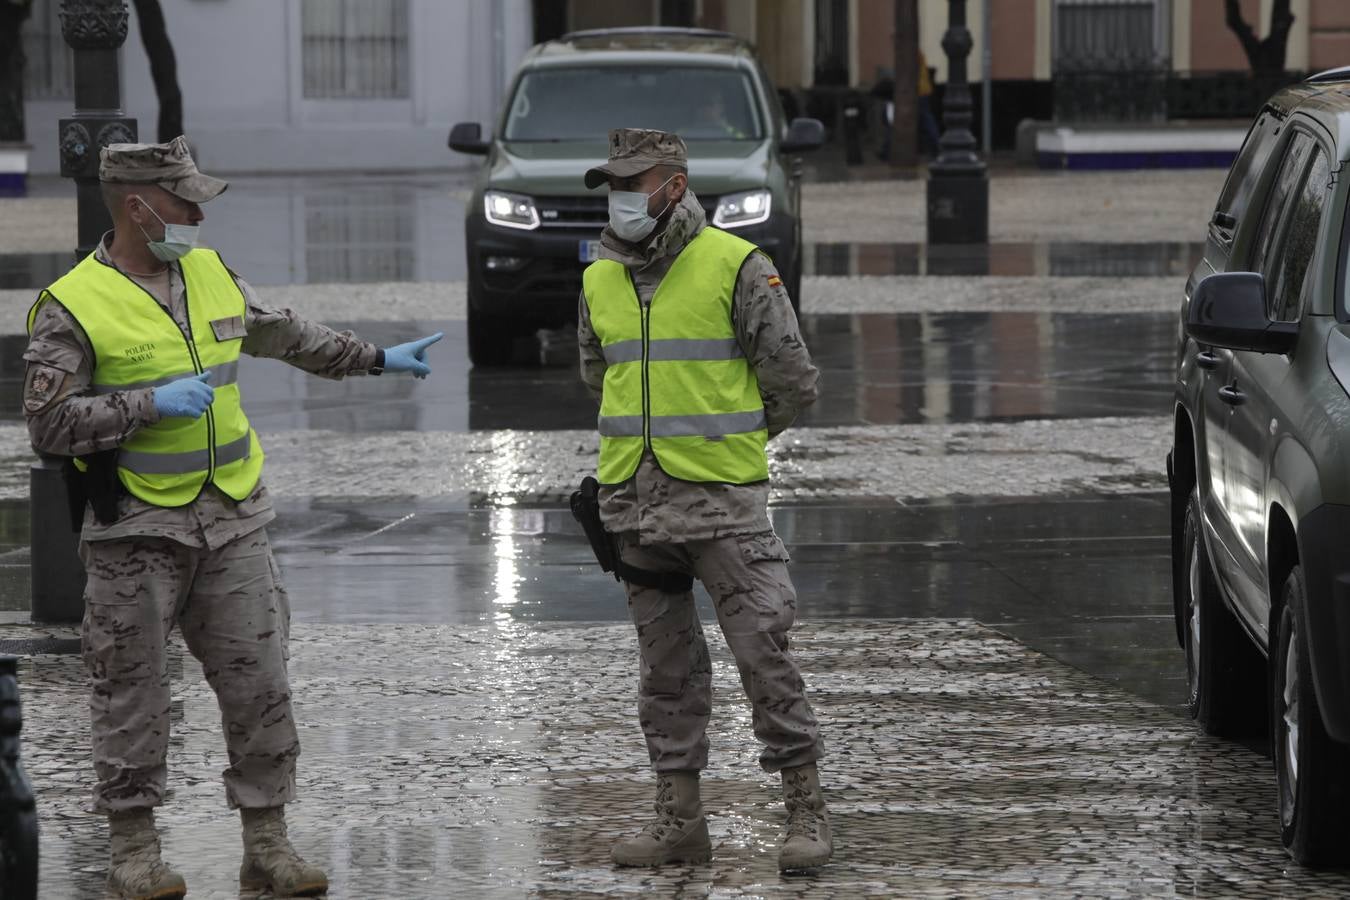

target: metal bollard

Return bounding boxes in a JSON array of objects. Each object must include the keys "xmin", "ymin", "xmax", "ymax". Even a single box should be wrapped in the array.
[
  {"xmin": 842, "ymin": 101, "xmax": 863, "ymax": 165},
  {"xmin": 0, "ymin": 656, "xmax": 38, "ymax": 900},
  {"xmin": 29, "ymin": 457, "xmax": 85, "ymax": 623}
]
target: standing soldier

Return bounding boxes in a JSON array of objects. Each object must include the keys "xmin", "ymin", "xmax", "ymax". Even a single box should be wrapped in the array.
[
  {"xmin": 22, "ymin": 138, "xmax": 442, "ymax": 899},
  {"xmin": 576, "ymin": 128, "xmax": 831, "ymax": 871}
]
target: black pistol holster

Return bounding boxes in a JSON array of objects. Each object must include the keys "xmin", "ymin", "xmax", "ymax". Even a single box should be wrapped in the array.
[
  {"xmin": 61, "ymin": 449, "xmax": 123, "ymax": 531},
  {"xmin": 569, "ymin": 476, "xmax": 694, "ymax": 593}
]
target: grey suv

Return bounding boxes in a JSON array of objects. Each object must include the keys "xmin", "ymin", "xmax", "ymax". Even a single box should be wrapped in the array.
[
  {"xmin": 1169, "ymin": 66, "xmax": 1350, "ymax": 865},
  {"xmin": 447, "ymin": 27, "xmax": 824, "ymax": 366}
]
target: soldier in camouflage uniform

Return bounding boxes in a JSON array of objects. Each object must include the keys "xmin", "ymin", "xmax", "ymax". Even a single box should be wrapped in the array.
[
  {"xmin": 577, "ymin": 129, "xmax": 832, "ymax": 871},
  {"xmin": 22, "ymin": 138, "xmax": 442, "ymax": 899}
]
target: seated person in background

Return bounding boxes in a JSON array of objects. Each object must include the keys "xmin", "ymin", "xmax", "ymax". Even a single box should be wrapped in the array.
[{"xmin": 686, "ymin": 89, "xmax": 750, "ymax": 140}]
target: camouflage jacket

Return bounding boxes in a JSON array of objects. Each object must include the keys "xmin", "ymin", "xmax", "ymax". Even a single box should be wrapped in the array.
[
  {"xmin": 22, "ymin": 233, "xmax": 381, "ymax": 549},
  {"xmin": 576, "ymin": 190, "xmax": 819, "ymax": 544}
]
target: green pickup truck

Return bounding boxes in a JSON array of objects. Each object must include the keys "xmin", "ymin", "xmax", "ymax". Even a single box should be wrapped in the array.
[
  {"xmin": 1170, "ymin": 65, "xmax": 1350, "ymax": 866},
  {"xmin": 448, "ymin": 27, "xmax": 824, "ymax": 366}
]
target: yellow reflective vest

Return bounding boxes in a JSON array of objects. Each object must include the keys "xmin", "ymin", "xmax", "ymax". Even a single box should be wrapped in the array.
[
  {"xmin": 583, "ymin": 226, "xmax": 769, "ymax": 485},
  {"xmin": 27, "ymin": 249, "xmax": 264, "ymax": 508}
]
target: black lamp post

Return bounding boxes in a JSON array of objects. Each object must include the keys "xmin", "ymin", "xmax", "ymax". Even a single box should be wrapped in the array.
[
  {"xmin": 58, "ymin": 0, "xmax": 138, "ymax": 257},
  {"xmin": 926, "ymin": 0, "xmax": 988, "ymax": 245},
  {"xmin": 30, "ymin": 0, "xmax": 139, "ymax": 623}
]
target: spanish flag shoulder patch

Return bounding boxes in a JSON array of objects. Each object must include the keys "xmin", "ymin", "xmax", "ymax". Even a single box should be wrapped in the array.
[{"xmin": 766, "ymin": 274, "xmax": 783, "ymax": 288}]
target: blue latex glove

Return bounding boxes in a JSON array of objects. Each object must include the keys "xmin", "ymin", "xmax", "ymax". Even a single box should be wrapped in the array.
[
  {"xmin": 152, "ymin": 371, "xmax": 214, "ymax": 419},
  {"xmin": 381, "ymin": 332, "xmax": 444, "ymax": 379}
]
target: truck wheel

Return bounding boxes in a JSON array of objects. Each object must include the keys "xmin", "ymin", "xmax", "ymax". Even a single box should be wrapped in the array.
[
  {"xmin": 1273, "ymin": 566, "xmax": 1350, "ymax": 866},
  {"xmin": 1183, "ymin": 489, "xmax": 1265, "ymax": 737},
  {"xmin": 467, "ymin": 307, "xmax": 512, "ymax": 367}
]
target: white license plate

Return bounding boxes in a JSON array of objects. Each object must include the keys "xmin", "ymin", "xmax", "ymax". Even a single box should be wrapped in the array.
[{"xmin": 578, "ymin": 239, "xmax": 601, "ymax": 263}]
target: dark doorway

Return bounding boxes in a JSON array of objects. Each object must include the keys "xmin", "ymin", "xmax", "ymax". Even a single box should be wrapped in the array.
[
  {"xmin": 660, "ymin": 0, "xmax": 695, "ymax": 26},
  {"xmin": 533, "ymin": 0, "xmax": 568, "ymax": 42},
  {"xmin": 814, "ymin": 0, "xmax": 850, "ymax": 86}
]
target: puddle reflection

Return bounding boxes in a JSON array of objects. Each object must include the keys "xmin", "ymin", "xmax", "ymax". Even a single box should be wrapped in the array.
[
  {"xmin": 0, "ymin": 312, "xmax": 1174, "ymax": 431},
  {"xmin": 805, "ymin": 241, "xmax": 1205, "ymax": 277},
  {"xmin": 1, "ymin": 239, "xmax": 1204, "ymax": 290}
]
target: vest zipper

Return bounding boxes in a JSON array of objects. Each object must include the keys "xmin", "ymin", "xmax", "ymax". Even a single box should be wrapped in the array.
[
  {"xmin": 632, "ymin": 271, "xmax": 653, "ymax": 452},
  {"xmin": 179, "ymin": 281, "xmax": 217, "ymax": 486}
]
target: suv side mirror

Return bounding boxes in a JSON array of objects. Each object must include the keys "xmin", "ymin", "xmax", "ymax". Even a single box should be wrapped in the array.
[
  {"xmin": 449, "ymin": 122, "xmax": 490, "ymax": 155},
  {"xmin": 1186, "ymin": 271, "xmax": 1298, "ymax": 354},
  {"xmin": 781, "ymin": 117, "xmax": 825, "ymax": 154}
]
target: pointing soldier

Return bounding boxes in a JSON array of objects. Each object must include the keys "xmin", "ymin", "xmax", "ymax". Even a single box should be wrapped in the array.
[
  {"xmin": 21, "ymin": 137, "xmax": 442, "ymax": 898},
  {"xmin": 576, "ymin": 128, "xmax": 832, "ymax": 870}
]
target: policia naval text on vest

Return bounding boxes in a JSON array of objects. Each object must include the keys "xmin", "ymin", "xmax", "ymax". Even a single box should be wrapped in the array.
[
  {"xmin": 584, "ymin": 226, "xmax": 769, "ymax": 487},
  {"xmin": 28, "ymin": 249, "xmax": 264, "ymax": 522}
]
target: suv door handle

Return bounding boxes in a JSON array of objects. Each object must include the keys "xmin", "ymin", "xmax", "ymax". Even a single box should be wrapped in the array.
[
  {"xmin": 1196, "ymin": 351, "xmax": 1219, "ymax": 371},
  {"xmin": 1218, "ymin": 384, "xmax": 1246, "ymax": 406}
]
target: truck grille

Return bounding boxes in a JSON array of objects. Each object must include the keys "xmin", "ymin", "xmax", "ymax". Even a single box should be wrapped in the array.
[{"xmin": 535, "ymin": 195, "xmax": 720, "ymax": 229}]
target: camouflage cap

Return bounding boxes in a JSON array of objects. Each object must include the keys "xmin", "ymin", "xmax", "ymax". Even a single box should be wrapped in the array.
[
  {"xmin": 584, "ymin": 128, "xmax": 687, "ymax": 190},
  {"xmin": 98, "ymin": 135, "xmax": 228, "ymax": 203}
]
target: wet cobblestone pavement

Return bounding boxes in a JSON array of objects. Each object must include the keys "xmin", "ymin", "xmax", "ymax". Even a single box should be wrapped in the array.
[
  {"xmin": 9, "ymin": 617, "xmax": 1349, "ymax": 898},
  {"xmin": 6, "ymin": 164, "xmax": 1342, "ymax": 897},
  {"xmin": 0, "ymin": 415, "xmax": 1169, "ymax": 504}
]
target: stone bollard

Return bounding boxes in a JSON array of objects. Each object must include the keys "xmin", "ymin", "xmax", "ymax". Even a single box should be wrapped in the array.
[
  {"xmin": 0, "ymin": 656, "xmax": 39, "ymax": 900},
  {"xmin": 29, "ymin": 457, "xmax": 85, "ymax": 623}
]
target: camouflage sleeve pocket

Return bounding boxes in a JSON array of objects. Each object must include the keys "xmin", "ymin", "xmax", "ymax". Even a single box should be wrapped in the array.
[
  {"xmin": 210, "ymin": 315, "xmax": 247, "ymax": 342},
  {"xmin": 736, "ymin": 531, "xmax": 791, "ymax": 565},
  {"xmin": 23, "ymin": 364, "xmax": 70, "ymax": 414}
]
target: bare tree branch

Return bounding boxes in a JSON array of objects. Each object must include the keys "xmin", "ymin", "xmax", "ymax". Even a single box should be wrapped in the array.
[
  {"xmin": 1224, "ymin": 0, "xmax": 1296, "ymax": 75},
  {"xmin": 1224, "ymin": 0, "xmax": 1263, "ymax": 71}
]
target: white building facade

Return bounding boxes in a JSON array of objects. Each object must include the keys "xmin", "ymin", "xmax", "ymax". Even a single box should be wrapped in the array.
[{"xmin": 22, "ymin": 0, "xmax": 533, "ymax": 175}]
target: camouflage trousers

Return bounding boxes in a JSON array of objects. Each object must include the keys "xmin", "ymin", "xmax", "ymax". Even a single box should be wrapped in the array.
[
  {"xmin": 79, "ymin": 528, "xmax": 299, "ymax": 813},
  {"xmin": 616, "ymin": 530, "xmax": 823, "ymax": 773}
]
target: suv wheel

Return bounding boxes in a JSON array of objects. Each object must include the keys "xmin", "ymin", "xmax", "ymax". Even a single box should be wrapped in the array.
[
  {"xmin": 468, "ymin": 306, "xmax": 513, "ymax": 367},
  {"xmin": 1182, "ymin": 488, "xmax": 1265, "ymax": 736},
  {"xmin": 1273, "ymin": 566, "xmax": 1350, "ymax": 866}
]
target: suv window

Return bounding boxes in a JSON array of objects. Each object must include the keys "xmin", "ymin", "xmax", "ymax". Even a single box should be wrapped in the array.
[
  {"xmin": 1248, "ymin": 131, "xmax": 1314, "ymax": 275},
  {"xmin": 503, "ymin": 66, "xmax": 765, "ymax": 142},
  {"xmin": 1266, "ymin": 148, "xmax": 1330, "ymax": 322},
  {"xmin": 1214, "ymin": 112, "xmax": 1279, "ymax": 231}
]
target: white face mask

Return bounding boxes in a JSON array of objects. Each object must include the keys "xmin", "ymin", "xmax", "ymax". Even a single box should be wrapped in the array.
[
  {"xmin": 607, "ymin": 176, "xmax": 675, "ymax": 243},
  {"xmin": 134, "ymin": 195, "xmax": 200, "ymax": 262}
]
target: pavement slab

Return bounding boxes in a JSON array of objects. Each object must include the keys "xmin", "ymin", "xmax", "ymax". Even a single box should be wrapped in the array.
[{"xmin": 7, "ymin": 617, "xmax": 1344, "ymax": 898}]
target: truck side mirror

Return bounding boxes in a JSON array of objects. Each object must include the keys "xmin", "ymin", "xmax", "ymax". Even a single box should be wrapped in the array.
[
  {"xmin": 1186, "ymin": 271, "xmax": 1297, "ymax": 355},
  {"xmin": 449, "ymin": 122, "xmax": 490, "ymax": 155},
  {"xmin": 781, "ymin": 117, "xmax": 825, "ymax": 154}
]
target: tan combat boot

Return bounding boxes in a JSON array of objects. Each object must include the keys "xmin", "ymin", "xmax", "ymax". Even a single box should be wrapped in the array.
[
  {"xmin": 106, "ymin": 809, "xmax": 187, "ymax": 900},
  {"xmin": 239, "ymin": 806, "xmax": 328, "ymax": 897},
  {"xmin": 611, "ymin": 771, "xmax": 713, "ymax": 866},
  {"xmin": 778, "ymin": 763, "xmax": 832, "ymax": 870}
]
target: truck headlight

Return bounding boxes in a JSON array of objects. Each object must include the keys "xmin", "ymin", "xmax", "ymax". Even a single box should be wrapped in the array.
[
  {"xmin": 484, "ymin": 190, "xmax": 540, "ymax": 230},
  {"xmin": 712, "ymin": 190, "xmax": 772, "ymax": 228}
]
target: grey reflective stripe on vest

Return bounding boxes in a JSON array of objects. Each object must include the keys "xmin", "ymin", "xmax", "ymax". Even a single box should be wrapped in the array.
[
  {"xmin": 93, "ymin": 360, "xmax": 240, "ymax": 395},
  {"xmin": 602, "ymin": 340, "xmax": 643, "ymax": 365},
  {"xmin": 603, "ymin": 338, "xmax": 744, "ymax": 366},
  {"xmin": 119, "ymin": 432, "xmax": 251, "ymax": 476},
  {"xmin": 598, "ymin": 409, "xmax": 767, "ymax": 438},
  {"xmin": 597, "ymin": 414, "xmax": 644, "ymax": 437}
]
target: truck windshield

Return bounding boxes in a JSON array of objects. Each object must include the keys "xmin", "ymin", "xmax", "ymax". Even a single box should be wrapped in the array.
[{"xmin": 503, "ymin": 66, "xmax": 765, "ymax": 142}]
